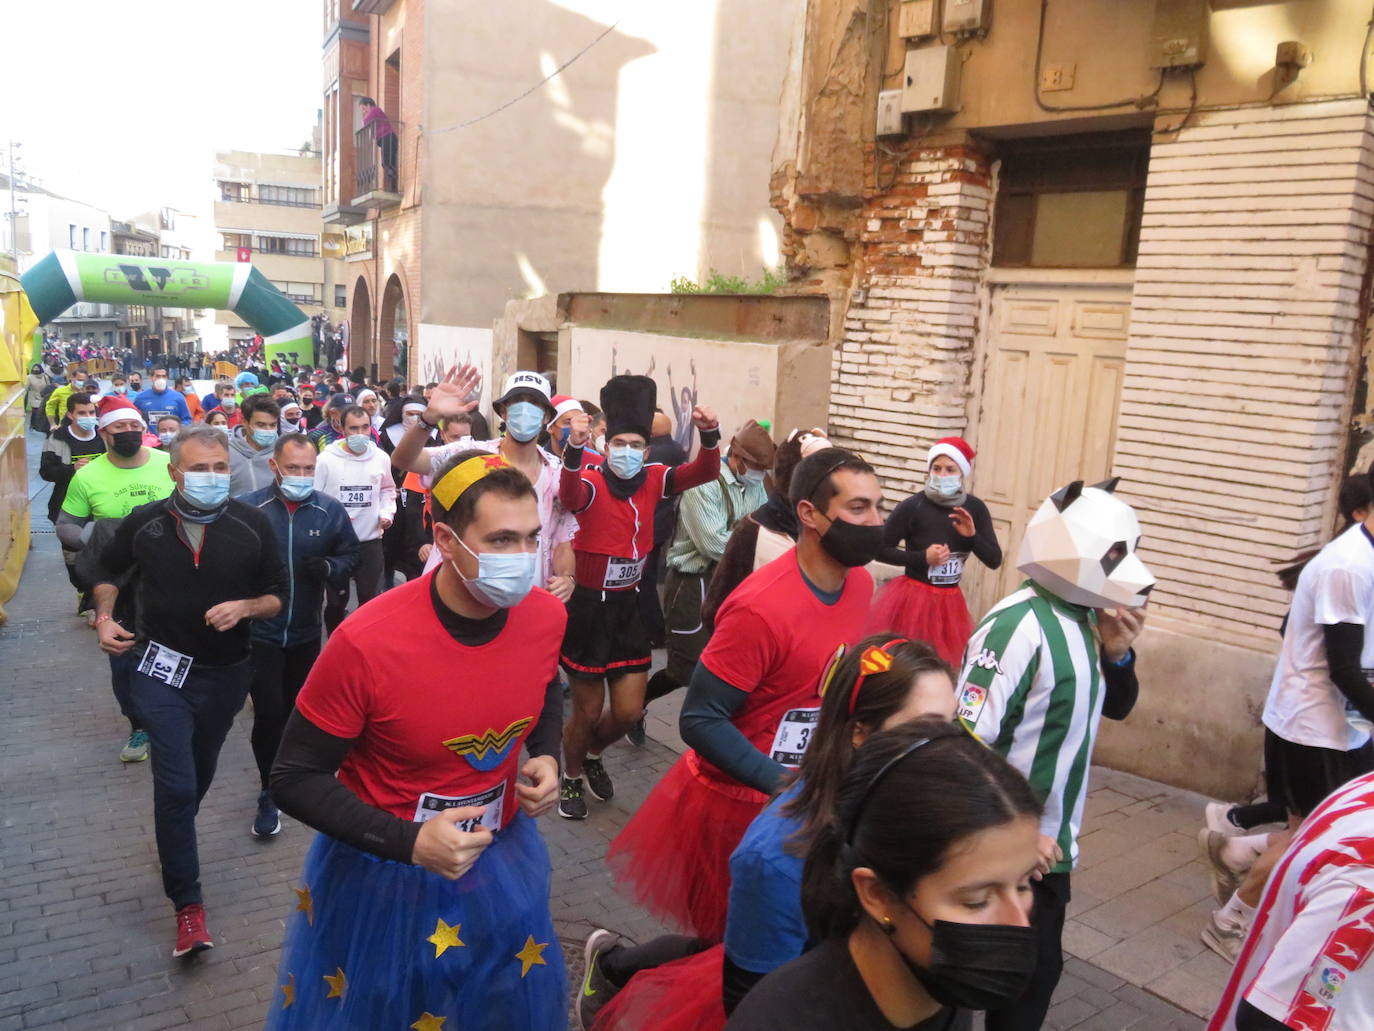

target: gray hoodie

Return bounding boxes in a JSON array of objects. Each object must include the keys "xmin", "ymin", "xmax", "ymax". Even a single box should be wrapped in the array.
[{"xmin": 229, "ymin": 426, "xmax": 276, "ymax": 497}]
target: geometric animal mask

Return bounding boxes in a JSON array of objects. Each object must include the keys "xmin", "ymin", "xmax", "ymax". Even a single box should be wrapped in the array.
[{"xmin": 1016, "ymin": 478, "xmax": 1155, "ymax": 610}]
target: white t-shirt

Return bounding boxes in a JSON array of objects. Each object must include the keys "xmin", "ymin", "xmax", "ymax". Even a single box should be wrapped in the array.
[
  {"xmin": 1263, "ymin": 524, "xmax": 1374, "ymax": 751},
  {"xmin": 1208, "ymin": 771, "xmax": 1374, "ymax": 1031},
  {"xmin": 313, "ymin": 440, "xmax": 398, "ymax": 542}
]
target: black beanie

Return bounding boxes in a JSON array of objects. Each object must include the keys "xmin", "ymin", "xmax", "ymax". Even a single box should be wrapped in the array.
[{"xmin": 599, "ymin": 375, "xmax": 656, "ymax": 442}]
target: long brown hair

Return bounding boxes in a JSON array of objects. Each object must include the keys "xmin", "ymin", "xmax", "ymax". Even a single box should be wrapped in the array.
[{"xmin": 783, "ymin": 635, "xmax": 954, "ymax": 855}]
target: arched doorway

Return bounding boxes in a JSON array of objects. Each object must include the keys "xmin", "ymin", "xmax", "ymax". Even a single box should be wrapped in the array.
[
  {"xmin": 349, "ymin": 275, "xmax": 373, "ymax": 375},
  {"xmin": 378, "ymin": 273, "xmax": 408, "ymax": 382}
]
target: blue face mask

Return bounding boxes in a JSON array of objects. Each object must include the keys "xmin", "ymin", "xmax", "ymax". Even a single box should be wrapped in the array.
[
  {"xmin": 558, "ymin": 426, "xmax": 572, "ymax": 447},
  {"xmin": 345, "ymin": 433, "xmax": 371, "ymax": 455},
  {"xmin": 608, "ymin": 445, "xmax": 645, "ymax": 480},
  {"xmin": 181, "ymin": 471, "xmax": 230, "ymax": 510},
  {"xmin": 75, "ymin": 416, "xmax": 98, "ymax": 432},
  {"xmin": 447, "ymin": 530, "xmax": 537, "ymax": 609},
  {"xmin": 741, "ymin": 467, "xmax": 766, "ymax": 487},
  {"xmin": 252, "ymin": 427, "xmax": 278, "ymax": 448},
  {"xmin": 930, "ymin": 473, "xmax": 963, "ymax": 498},
  {"xmin": 505, "ymin": 401, "xmax": 545, "ymax": 444},
  {"xmin": 279, "ymin": 475, "xmax": 314, "ymax": 502}
]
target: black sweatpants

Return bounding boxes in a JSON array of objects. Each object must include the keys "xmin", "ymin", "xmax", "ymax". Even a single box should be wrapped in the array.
[
  {"xmin": 323, "ymin": 538, "xmax": 384, "ymax": 634},
  {"xmin": 985, "ymin": 871, "xmax": 1069, "ymax": 1031},
  {"xmin": 249, "ymin": 638, "xmax": 322, "ymax": 789}
]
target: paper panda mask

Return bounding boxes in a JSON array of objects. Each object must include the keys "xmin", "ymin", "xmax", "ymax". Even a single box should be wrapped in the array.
[{"xmin": 1016, "ymin": 478, "xmax": 1154, "ymax": 610}]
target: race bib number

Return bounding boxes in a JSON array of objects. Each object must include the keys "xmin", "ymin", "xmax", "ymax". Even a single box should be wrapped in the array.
[
  {"xmin": 414, "ymin": 783, "xmax": 505, "ymax": 832},
  {"xmin": 339, "ymin": 483, "xmax": 375, "ymax": 509},
  {"xmin": 929, "ymin": 552, "xmax": 966, "ymax": 586},
  {"xmin": 137, "ymin": 640, "xmax": 193, "ymax": 690},
  {"xmin": 603, "ymin": 556, "xmax": 646, "ymax": 590},
  {"xmin": 769, "ymin": 706, "xmax": 822, "ymax": 768}
]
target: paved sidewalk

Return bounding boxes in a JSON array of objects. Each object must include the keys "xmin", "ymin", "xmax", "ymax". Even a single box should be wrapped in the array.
[{"xmin": 0, "ymin": 437, "xmax": 1218, "ymax": 1029}]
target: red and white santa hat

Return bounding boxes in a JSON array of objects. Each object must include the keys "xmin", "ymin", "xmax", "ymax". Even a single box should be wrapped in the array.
[
  {"xmin": 927, "ymin": 436, "xmax": 975, "ymax": 477},
  {"xmin": 551, "ymin": 395, "xmax": 583, "ymax": 419},
  {"xmin": 97, "ymin": 395, "xmax": 145, "ymax": 430}
]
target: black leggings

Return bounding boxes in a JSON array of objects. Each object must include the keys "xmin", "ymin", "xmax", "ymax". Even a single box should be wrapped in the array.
[
  {"xmin": 985, "ymin": 872, "xmax": 1069, "ymax": 1031},
  {"xmin": 324, "ymin": 538, "xmax": 385, "ymax": 634},
  {"xmin": 249, "ymin": 638, "xmax": 322, "ymax": 789},
  {"xmin": 600, "ymin": 934, "xmax": 704, "ymax": 988},
  {"xmin": 1229, "ymin": 800, "xmax": 1287, "ymax": 830}
]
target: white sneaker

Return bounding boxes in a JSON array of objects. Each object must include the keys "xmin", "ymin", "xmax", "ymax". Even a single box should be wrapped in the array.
[
  {"xmin": 1201, "ymin": 909, "xmax": 1248, "ymax": 963},
  {"xmin": 1198, "ymin": 828, "xmax": 1244, "ymax": 907},
  {"xmin": 1205, "ymin": 801, "xmax": 1241, "ymax": 837}
]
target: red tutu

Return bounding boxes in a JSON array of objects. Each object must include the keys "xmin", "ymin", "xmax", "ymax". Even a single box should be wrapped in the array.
[
  {"xmin": 608, "ymin": 751, "xmax": 768, "ymax": 943},
  {"xmin": 591, "ymin": 943, "xmax": 727, "ymax": 1031},
  {"xmin": 867, "ymin": 576, "xmax": 974, "ymax": 668}
]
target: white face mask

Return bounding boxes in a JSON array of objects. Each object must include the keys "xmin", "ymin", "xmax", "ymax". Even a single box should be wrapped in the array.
[
  {"xmin": 443, "ymin": 528, "xmax": 537, "ymax": 609},
  {"xmin": 153, "ymin": 377, "xmax": 168, "ymax": 391}
]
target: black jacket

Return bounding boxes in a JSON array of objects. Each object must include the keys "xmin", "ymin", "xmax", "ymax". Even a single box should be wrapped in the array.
[
  {"xmin": 39, "ymin": 425, "xmax": 107, "ymax": 524},
  {"xmin": 96, "ymin": 497, "xmax": 289, "ymax": 668}
]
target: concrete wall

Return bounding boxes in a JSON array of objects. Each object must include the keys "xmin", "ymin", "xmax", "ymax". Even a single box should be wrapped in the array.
[{"xmin": 421, "ymin": 0, "xmax": 801, "ymax": 330}]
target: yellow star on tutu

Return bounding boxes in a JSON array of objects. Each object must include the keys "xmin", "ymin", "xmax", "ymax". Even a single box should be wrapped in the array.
[
  {"xmin": 323, "ymin": 967, "xmax": 346, "ymax": 999},
  {"xmin": 411, "ymin": 1014, "xmax": 446, "ymax": 1031},
  {"xmin": 515, "ymin": 935, "xmax": 548, "ymax": 977},
  {"xmin": 280, "ymin": 973, "xmax": 295, "ymax": 1010},
  {"xmin": 294, "ymin": 885, "xmax": 314, "ymax": 925},
  {"xmin": 427, "ymin": 917, "xmax": 465, "ymax": 958}
]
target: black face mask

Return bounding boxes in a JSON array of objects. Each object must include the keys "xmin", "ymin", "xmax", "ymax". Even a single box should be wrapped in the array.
[
  {"xmin": 816, "ymin": 511, "xmax": 884, "ymax": 567},
  {"xmin": 109, "ymin": 430, "xmax": 143, "ymax": 458},
  {"xmin": 892, "ymin": 909, "xmax": 1038, "ymax": 1011}
]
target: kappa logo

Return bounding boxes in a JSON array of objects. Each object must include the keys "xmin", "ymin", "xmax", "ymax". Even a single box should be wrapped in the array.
[{"xmin": 970, "ymin": 648, "xmax": 1003, "ymax": 675}]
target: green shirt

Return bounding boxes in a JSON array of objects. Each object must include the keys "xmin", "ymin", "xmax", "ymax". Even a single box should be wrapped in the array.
[{"xmin": 61, "ymin": 450, "xmax": 174, "ymax": 519}]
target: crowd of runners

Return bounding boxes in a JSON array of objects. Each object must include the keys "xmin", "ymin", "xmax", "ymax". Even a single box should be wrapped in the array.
[{"xmin": 20, "ymin": 354, "xmax": 1374, "ymax": 1030}]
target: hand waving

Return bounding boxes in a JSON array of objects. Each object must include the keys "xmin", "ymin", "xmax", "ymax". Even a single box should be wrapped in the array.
[{"xmin": 424, "ymin": 364, "xmax": 482, "ymax": 422}]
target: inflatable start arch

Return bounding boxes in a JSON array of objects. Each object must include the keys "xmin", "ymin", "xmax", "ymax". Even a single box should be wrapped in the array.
[{"xmin": 21, "ymin": 250, "xmax": 313, "ymax": 367}]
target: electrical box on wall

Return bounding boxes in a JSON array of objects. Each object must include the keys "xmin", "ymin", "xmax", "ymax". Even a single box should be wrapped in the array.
[
  {"xmin": 877, "ymin": 89, "xmax": 905, "ymax": 136},
  {"xmin": 942, "ymin": 0, "xmax": 988, "ymax": 34},
  {"xmin": 903, "ymin": 46, "xmax": 961, "ymax": 113},
  {"xmin": 899, "ymin": 0, "xmax": 936, "ymax": 39},
  {"xmin": 1149, "ymin": 0, "xmax": 1209, "ymax": 69}
]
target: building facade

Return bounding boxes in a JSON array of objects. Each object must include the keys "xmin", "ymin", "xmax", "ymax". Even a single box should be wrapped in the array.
[
  {"xmin": 213, "ymin": 146, "xmax": 345, "ymax": 359},
  {"xmin": 320, "ymin": 0, "xmax": 804, "ymax": 385},
  {"xmin": 773, "ymin": 0, "xmax": 1374, "ymax": 796}
]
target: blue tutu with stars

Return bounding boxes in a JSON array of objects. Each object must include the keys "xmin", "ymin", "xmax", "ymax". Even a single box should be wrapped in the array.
[{"xmin": 264, "ymin": 813, "xmax": 566, "ymax": 1031}]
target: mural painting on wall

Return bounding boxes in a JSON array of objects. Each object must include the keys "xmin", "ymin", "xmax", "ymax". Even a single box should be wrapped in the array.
[
  {"xmin": 610, "ymin": 347, "xmax": 698, "ymax": 455},
  {"xmin": 415, "ymin": 324, "xmax": 494, "ymax": 420}
]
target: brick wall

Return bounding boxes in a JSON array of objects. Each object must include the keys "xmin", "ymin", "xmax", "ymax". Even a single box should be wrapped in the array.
[{"xmin": 828, "ymin": 143, "xmax": 991, "ymax": 500}]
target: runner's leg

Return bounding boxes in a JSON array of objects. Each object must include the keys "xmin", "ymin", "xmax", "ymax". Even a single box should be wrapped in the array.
[{"xmin": 564, "ymin": 675, "xmax": 606, "ymax": 780}]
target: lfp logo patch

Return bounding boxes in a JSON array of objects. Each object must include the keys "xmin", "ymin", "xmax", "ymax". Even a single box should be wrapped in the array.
[
  {"xmin": 957, "ymin": 684, "xmax": 988, "ymax": 724},
  {"xmin": 1303, "ymin": 963, "xmax": 1346, "ymax": 1004}
]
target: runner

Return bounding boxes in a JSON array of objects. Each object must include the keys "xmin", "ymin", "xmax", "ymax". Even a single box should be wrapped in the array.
[
  {"xmin": 869, "ymin": 437, "xmax": 1001, "ymax": 666},
  {"xmin": 957, "ymin": 478, "xmax": 1152, "ymax": 1031},
  {"xmin": 723, "ymin": 720, "xmax": 1041, "ymax": 1031},
  {"xmin": 265, "ymin": 449, "xmax": 567, "ymax": 1030},
  {"xmin": 133, "ymin": 366, "xmax": 192, "ymax": 424},
  {"xmin": 557, "ymin": 374, "xmax": 722, "ymax": 819},
  {"xmin": 606, "ymin": 446, "xmax": 879, "ymax": 939},
  {"xmin": 582, "ymin": 636, "xmax": 957, "ymax": 1031},
  {"xmin": 39, "ymin": 391, "xmax": 105, "ymax": 602}
]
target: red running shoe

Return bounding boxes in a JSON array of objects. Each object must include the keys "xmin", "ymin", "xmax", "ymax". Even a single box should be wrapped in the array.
[{"xmin": 173, "ymin": 903, "xmax": 214, "ymax": 958}]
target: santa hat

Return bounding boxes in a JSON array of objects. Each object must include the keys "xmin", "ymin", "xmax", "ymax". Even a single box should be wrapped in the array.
[
  {"xmin": 927, "ymin": 436, "xmax": 975, "ymax": 477},
  {"xmin": 551, "ymin": 395, "xmax": 583, "ymax": 419},
  {"xmin": 600, "ymin": 375, "xmax": 656, "ymax": 442},
  {"xmin": 97, "ymin": 395, "xmax": 145, "ymax": 430}
]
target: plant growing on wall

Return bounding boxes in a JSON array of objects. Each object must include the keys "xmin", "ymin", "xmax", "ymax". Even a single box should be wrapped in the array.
[{"xmin": 669, "ymin": 266, "xmax": 786, "ymax": 295}]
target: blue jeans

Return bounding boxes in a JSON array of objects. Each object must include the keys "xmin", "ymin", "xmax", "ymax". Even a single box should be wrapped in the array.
[
  {"xmin": 108, "ymin": 651, "xmax": 141, "ymax": 731},
  {"xmin": 131, "ymin": 658, "xmax": 251, "ymax": 909}
]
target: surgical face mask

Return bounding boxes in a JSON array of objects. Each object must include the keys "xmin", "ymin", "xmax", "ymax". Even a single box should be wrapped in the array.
[
  {"xmin": 608, "ymin": 445, "xmax": 645, "ymax": 480},
  {"xmin": 252, "ymin": 427, "xmax": 278, "ymax": 448},
  {"xmin": 213, "ymin": 423, "xmax": 230, "ymax": 434},
  {"xmin": 75, "ymin": 416, "xmax": 98, "ymax": 433},
  {"xmin": 816, "ymin": 510, "xmax": 884, "ymax": 568},
  {"xmin": 402, "ymin": 412, "xmax": 420, "ymax": 429},
  {"xmin": 345, "ymin": 433, "xmax": 371, "ymax": 455},
  {"xmin": 158, "ymin": 431, "xmax": 177, "ymax": 446},
  {"xmin": 741, "ymin": 467, "xmax": 767, "ymax": 487},
  {"xmin": 221, "ymin": 399, "xmax": 237, "ymax": 412},
  {"xmin": 594, "ymin": 433, "xmax": 607, "ymax": 453},
  {"xmin": 444, "ymin": 528, "xmax": 537, "ymax": 609},
  {"xmin": 180, "ymin": 471, "xmax": 230, "ymax": 510},
  {"xmin": 70, "ymin": 381, "xmax": 85, "ymax": 392},
  {"xmin": 153, "ymin": 377, "xmax": 168, "ymax": 391},
  {"xmin": 504, "ymin": 401, "xmax": 545, "ymax": 444},
  {"xmin": 278, "ymin": 475, "xmax": 314, "ymax": 502},
  {"xmin": 109, "ymin": 430, "xmax": 143, "ymax": 458},
  {"xmin": 558, "ymin": 425, "xmax": 572, "ymax": 448},
  {"xmin": 929, "ymin": 473, "xmax": 963, "ymax": 498},
  {"xmin": 890, "ymin": 905, "xmax": 1038, "ymax": 1012}
]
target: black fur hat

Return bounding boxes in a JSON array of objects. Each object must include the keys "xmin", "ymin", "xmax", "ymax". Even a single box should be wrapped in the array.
[{"xmin": 599, "ymin": 375, "xmax": 656, "ymax": 442}]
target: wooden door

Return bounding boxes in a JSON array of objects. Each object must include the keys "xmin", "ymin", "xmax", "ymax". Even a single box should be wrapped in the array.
[{"xmin": 961, "ymin": 282, "xmax": 1132, "ymax": 620}]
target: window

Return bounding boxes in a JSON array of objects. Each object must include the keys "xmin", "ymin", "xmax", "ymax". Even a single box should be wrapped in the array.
[
  {"xmin": 258, "ymin": 184, "xmax": 318, "ymax": 208},
  {"xmin": 277, "ymin": 281, "xmax": 321, "ymax": 305},
  {"xmin": 82, "ymin": 228, "xmax": 90, "ymax": 250},
  {"xmin": 335, "ymin": 284, "xmax": 347, "ymax": 307},
  {"xmin": 256, "ymin": 234, "xmax": 318, "ymax": 257},
  {"xmin": 222, "ymin": 232, "xmax": 252, "ymax": 251},
  {"xmin": 219, "ymin": 181, "xmax": 250, "ymax": 203},
  {"xmin": 160, "ymin": 208, "xmax": 175, "ymax": 231},
  {"xmin": 100, "ymin": 231, "xmax": 108, "ymax": 251},
  {"xmin": 68, "ymin": 224, "xmax": 77, "ymax": 248},
  {"xmin": 993, "ymin": 131, "xmax": 1149, "ymax": 269}
]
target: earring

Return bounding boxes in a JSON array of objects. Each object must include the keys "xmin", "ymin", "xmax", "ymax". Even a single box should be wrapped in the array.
[{"xmin": 880, "ymin": 916, "xmax": 897, "ymax": 936}]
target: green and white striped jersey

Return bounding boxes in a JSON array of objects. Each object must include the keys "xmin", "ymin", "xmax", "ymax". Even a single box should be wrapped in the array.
[{"xmin": 956, "ymin": 580, "xmax": 1103, "ymax": 873}]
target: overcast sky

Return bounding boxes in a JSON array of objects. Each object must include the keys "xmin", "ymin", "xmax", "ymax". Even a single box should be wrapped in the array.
[{"xmin": 1, "ymin": 0, "xmax": 319, "ymax": 222}]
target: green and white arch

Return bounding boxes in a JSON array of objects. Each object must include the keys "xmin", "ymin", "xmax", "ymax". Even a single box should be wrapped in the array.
[{"xmin": 21, "ymin": 250, "xmax": 312, "ymax": 367}]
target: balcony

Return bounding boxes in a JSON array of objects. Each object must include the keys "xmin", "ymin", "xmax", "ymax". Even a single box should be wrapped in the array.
[
  {"xmin": 351, "ymin": 0, "xmax": 395, "ymax": 13},
  {"xmin": 350, "ymin": 120, "xmax": 402, "ymax": 210}
]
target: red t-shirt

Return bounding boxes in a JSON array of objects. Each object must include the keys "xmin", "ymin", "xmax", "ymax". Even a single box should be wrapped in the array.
[
  {"xmin": 700, "ymin": 550, "xmax": 873, "ymax": 764},
  {"xmin": 296, "ymin": 573, "xmax": 567, "ymax": 832}
]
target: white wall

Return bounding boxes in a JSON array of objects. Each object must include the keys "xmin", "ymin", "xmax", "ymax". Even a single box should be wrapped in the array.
[{"xmin": 415, "ymin": 323, "xmax": 495, "ymax": 422}]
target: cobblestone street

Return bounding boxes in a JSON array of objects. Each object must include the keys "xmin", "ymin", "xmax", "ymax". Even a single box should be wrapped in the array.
[{"xmin": 1, "ymin": 441, "xmax": 1216, "ymax": 1030}]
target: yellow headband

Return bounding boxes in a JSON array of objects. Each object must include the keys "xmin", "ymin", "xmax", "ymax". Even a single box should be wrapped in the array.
[{"xmin": 431, "ymin": 454, "xmax": 511, "ymax": 510}]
